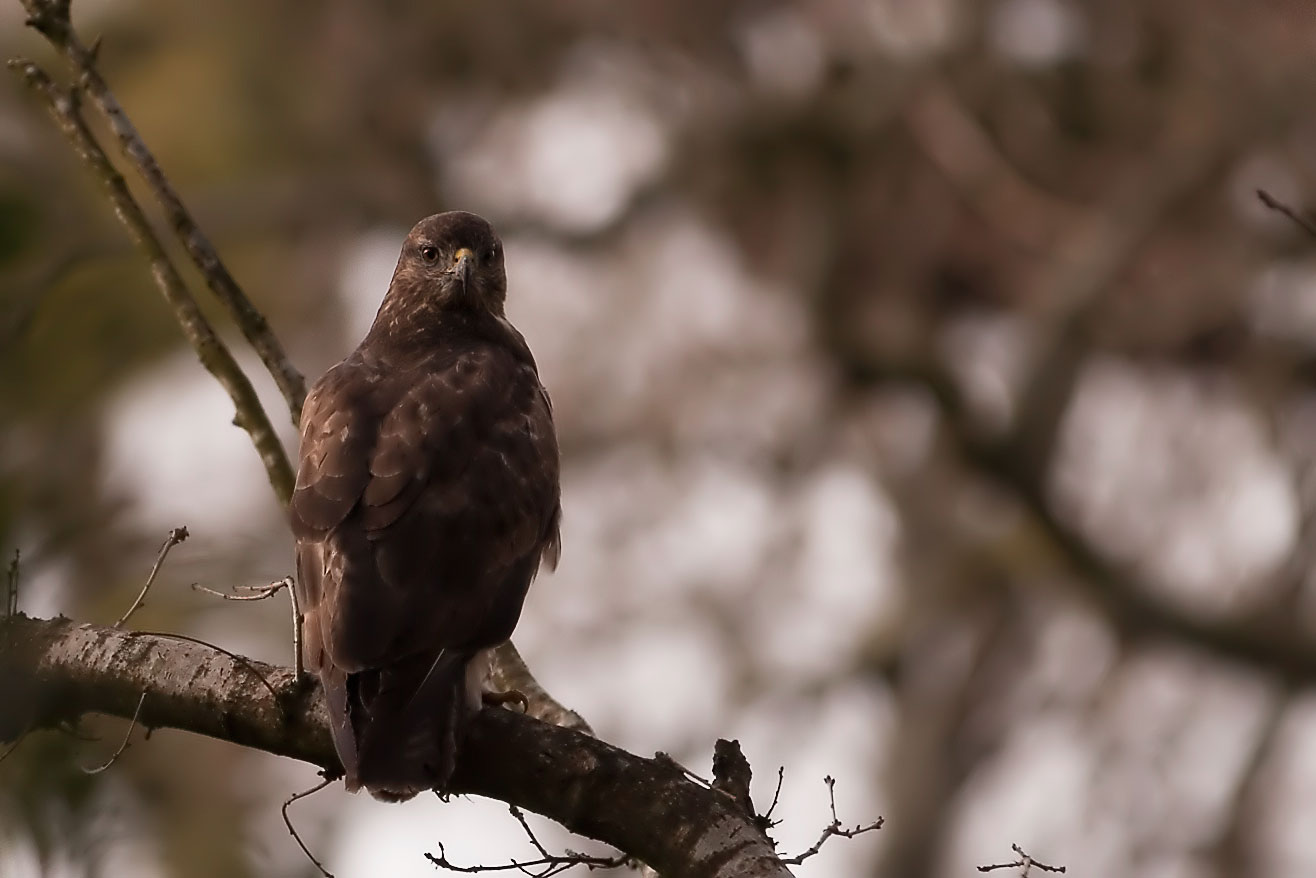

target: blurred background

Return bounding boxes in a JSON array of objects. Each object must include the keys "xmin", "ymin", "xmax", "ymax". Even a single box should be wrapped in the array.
[{"xmin": 4, "ymin": 0, "xmax": 1316, "ymax": 875}]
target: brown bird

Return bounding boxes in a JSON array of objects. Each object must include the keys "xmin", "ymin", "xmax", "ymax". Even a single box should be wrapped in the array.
[{"xmin": 291, "ymin": 212, "xmax": 561, "ymax": 801}]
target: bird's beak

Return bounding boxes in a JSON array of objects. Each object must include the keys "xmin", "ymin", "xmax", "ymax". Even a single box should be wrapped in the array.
[{"xmin": 453, "ymin": 248, "xmax": 475, "ymax": 288}]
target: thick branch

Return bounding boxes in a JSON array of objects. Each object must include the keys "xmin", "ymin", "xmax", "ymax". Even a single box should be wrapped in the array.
[
  {"xmin": 0, "ymin": 614, "xmax": 793, "ymax": 878},
  {"xmin": 20, "ymin": 0, "xmax": 308, "ymax": 422},
  {"xmin": 9, "ymin": 60, "xmax": 296, "ymax": 504}
]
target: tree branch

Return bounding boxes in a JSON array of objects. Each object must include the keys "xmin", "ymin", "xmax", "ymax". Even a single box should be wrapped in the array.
[
  {"xmin": 19, "ymin": 0, "xmax": 308, "ymax": 422},
  {"xmin": 0, "ymin": 613, "xmax": 799, "ymax": 878},
  {"xmin": 7, "ymin": 59, "xmax": 297, "ymax": 505}
]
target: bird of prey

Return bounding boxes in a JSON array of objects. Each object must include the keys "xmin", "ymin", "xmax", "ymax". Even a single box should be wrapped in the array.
[{"xmin": 291, "ymin": 211, "xmax": 561, "ymax": 801}]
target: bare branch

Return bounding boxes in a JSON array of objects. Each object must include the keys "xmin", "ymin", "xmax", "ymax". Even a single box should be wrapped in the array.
[
  {"xmin": 19, "ymin": 0, "xmax": 307, "ymax": 421},
  {"xmin": 762, "ymin": 767, "xmax": 785, "ymax": 829},
  {"xmin": 509, "ymin": 805, "xmax": 554, "ymax": 860},
  {"xmin": 978, "ymin": 844, "xmax": 1066, "ymax": 875},
  {"xmin": 282, "ymin": 774, "xmax": 337, "ymax": 878},
  {"xmin": 81, "ymin": 690, "xmax": 145, "ymax": 774},
  {"xmin": 1257, "ymin": 189, "xmax": 1316, "ymax": 239},
  {"xmin": 193, "ymin": 576, "xmax": 304, "ymax": 677},
  {"xmin": 114, "ymin": 526, "xmax": 188, "ymax": 628},
  {"xmin": 839, "ymin": 113, "xmax": 1316, "ymax": 688},
  {"xmin": 779, "ymin": 776, "xmax": 883, "ymax": 866},
  {"xmin": 1008, "ymin": 79, "xmax": 1242, "ymax": 484},
  {"xmin": 7, "ymin": 60, "xmax": 296, "ymax": 504},
  {"xmin": 1, "ymin": 614, "xmax": 802, "ymax": 878},
  {"xmin": 427, "ymin": 805, "xmax": 633, "ymax": 877},
  {"xmin": 192, "ymin": 580, "xmax": 289, "ymax": 602},
  {"xmin": 426, "ymin": 845, "xmax": 630, "ymax": 877}
]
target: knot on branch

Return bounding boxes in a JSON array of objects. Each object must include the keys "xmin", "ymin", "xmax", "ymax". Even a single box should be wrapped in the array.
[{"xmin": 711, "ymin": 738, "xmax": 758, "ymax": 822}]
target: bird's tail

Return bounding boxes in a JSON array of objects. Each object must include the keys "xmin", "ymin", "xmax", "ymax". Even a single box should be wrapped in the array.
[{"xmin": 350, "ymin": 649, "xmax": 477, "ymax": 801}]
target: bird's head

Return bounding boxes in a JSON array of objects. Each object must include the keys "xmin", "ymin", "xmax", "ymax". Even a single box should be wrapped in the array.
[{"xmin": 390, "ymin": 211, "xmax": 507, "ymax": 316}]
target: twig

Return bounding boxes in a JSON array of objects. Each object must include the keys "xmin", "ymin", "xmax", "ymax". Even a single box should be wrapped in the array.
[
  {"xmin": 288, "ymin": 576, "xmax": 303, "ymax": 678},
  {"xmin": 192, "ymin": 579, "xmax": 289, "ymax": 602},
  {"xmin": 282, "ymin": 774, "xmax": 336, "ymax": 878},
  {"xmin": 425, "ymin": 847, "xmax": 630, "ymax": 877},
  {"xmin": 5, "ymin": 549, "xmax": 18, "ymax": 617},
  {"xmin": 0, "ymin": 722, "xmax": 33, "ymax": 765},
  {"xmin": 115, "ymin": 526, "xmax": 189, "ymax": 628},
  {"xmin": 19, "ymin": 0, "xmax": 307, "ymax": 421},
  {"xmin": 426, "ymin": 806, "xmax": 633, "ymax": 877},
  {"xmin": 8, "ymin": 59, "xmax": 296, "ymax": 504},
  {"xmin": 978, "ymin": 844, "xmax": 1066, "ymax": 875},
  {"xmin": 509, "ymin": 805, "xmax": 554, "ymax": 859},
  {"xmin": 81, "ymin": 691, "xmax": 146, "ymax": 774},
  {"xmin": 193, "ymin": 576, "xmax": 302, "ymax": 677},
  {"xmin": 761, "ymin": 767, "xmax": 785, "ymax": 829},
  {"xmin": 779, "ymin": 776, "xmax": 883, "ymax": 866},
  {"xmin": 1258, "ymin": 189, "xmax": 1316, "ymax": 239}
]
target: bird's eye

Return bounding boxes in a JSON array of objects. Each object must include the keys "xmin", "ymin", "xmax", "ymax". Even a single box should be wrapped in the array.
[
  {"xmin": 420, "ymin": 245, "xmax": 439, "ymax": 263},
  {"xmin": 487, "ymin": 244, "xmax": 500, "ymax": 262}
]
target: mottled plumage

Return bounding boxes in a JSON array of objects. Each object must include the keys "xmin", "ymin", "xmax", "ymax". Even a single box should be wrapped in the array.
[{"xmin": 291, "ymin": 212, "xmax": 560, "ymax": 800}]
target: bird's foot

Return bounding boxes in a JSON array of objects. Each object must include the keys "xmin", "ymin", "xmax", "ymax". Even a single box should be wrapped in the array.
[{"xmin": 482, "ymin": 688, "xmax": 529, "ymax": 713}]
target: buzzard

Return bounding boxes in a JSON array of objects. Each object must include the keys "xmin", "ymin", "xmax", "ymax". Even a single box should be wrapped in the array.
[{"xmin": 291, "ymin": 212, "xmax": 561, "ymax": 800}]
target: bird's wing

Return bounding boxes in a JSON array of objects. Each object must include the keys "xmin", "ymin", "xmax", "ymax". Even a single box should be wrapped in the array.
[
  {"xmin": 292, "ymin": 360, "xmax": 378, "ymax": 676},
  {"xmin": 292, "ymin": 345, "xmax": 559, "ymax": 675}
]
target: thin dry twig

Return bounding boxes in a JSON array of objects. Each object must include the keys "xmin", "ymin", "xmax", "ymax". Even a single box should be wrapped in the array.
[
  {"xmin": 7, "ymin": 59, "xmax": 296, "ymax": 503},
  {"xmin": 779, "ymin": 776, "xmax": 883, "ymax": 866},
  {"xmin": 115, "ymin": 526, "xmax": 189, "ymax": 628},
  {"xmin": 19, "ymin": 0, "xmax": 307, "ymax": 421},
  {"xmin": 282, "ymin": 774, "xmax": 337, "ymax": 878},
  {"xmin": 5, "ymin": 549, "xmax": 18, "ymax": 617},
  {"xmin": 193, "ymin": 576, "xmax": 303, "ymax": 677},
  {"xmin": 0, "ymin": 723, "xmax": 33, "ymax": 766},
  {"xmin": 1257, "ymin": 189, "xmax": 1316, "ymax": 239},
  {"xmin": 426, "ymin": 804, "xmax": 633, "ymax": 877},
  {"xmin": 81, "ymin": 691, "xmax": 146, "ymax": 774},
  {"xmin": 192, "ymin": 579, "xmax": 289, "ymax": 602},
  {"xmin": 761, "ymin": 766, "xmax": 786, "ymax": 830},
  {"xmin": 978, "ymin": 844, "xmax": 1066, "ymax": 875}
]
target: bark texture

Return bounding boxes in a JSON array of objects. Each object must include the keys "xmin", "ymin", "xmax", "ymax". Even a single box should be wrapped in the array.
[{"xmin": 0, "ymin": 614, "xmax": 792, "ymax": 878}]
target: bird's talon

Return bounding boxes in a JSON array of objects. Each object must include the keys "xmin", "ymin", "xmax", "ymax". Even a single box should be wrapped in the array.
[{"xmin": 482, "ymin": 688, "xmax": 529, "ymax": 712}]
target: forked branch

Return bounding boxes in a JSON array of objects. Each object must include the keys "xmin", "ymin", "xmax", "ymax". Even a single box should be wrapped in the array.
[{"xmin": 19, "ymin": 0, "xmax": 308, "ymax": 421}]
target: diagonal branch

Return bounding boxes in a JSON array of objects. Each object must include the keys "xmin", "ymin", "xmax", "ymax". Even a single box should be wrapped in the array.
[
  {"xmin": 0, "ymin": 613, "xmax": 798, "ymax": 878},
  {"xmin": 19, "ymin": 0, "xmax": 308, "ymax": 422},
  {"xmin": 8, "ymin": 60, "xmax": 296, "ymax": 504}
]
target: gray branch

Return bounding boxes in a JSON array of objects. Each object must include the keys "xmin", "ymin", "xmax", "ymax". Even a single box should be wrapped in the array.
[
  {"xmin": 0, "ymin": 614, "xmax": 796, "ymax": 878},
  {"xmin": 20, "ymin": 0, "xmax": 308, "ymax": 422}
]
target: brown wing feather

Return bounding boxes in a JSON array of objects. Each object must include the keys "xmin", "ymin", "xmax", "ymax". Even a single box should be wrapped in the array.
[{"xmin": 291, "ymin": 342, "xmax": 559, "ymax": 677}]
